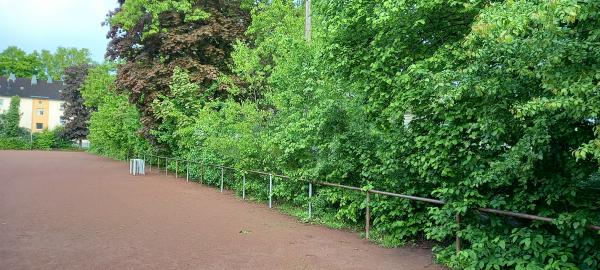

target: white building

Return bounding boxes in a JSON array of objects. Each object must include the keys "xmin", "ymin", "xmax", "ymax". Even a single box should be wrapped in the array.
[{"xmin": 0, "ymin": 75, "xmax": 66, "ymax": 132}]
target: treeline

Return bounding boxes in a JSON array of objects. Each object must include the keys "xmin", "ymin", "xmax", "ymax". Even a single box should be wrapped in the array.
[
  {"xmin": 0, "ymin": 46, "xmax": 92, "ymax": 80},
  {"xmin": 84, "ymin": 1, "xmax": 600, "ymax": 269}
]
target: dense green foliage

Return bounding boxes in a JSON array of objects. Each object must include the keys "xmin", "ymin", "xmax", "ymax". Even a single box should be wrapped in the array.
[
  {"xmin": 110, "ymin": 0, "xmax": 210, "ymax": 38},
  {"xmin": 40, "ymin": 47, "xmax": 93, "ymax": 81},
  {"xmin": 0, "ymin": 137, "xmax": 30, "ymax": 150},
  {"xmin": 0, "ymin": 98, "xmax": 28, "ymax": 150},
  {"xmin": 0, "ymin": 47, "xmax": 44, "ymax": 78},
  {"xmin": 0, "ymin": 46, "xmax": 92, "ymax": 80},
  {"xmin": 31, "ymin": 127, "xmax": 72, "ymax": 150},
  {"xmin": 91, "ymin": 0, "xmax": 600, "ymax": 269},
  {"xmin": 1, "ymin": 96, "xmax": 24, "ymax": 138},
  {"xmin": 0, "ymin": 128, "xmax": 72, "ymax": 151},
  {"xmin": 81, "ymin": 63, "xmax": 149, "ymax": 159}
]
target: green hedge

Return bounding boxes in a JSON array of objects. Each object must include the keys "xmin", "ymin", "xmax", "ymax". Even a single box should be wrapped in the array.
[
  {"xmin": 0, "ymin": 127, "xmax": 76, "ymax": 151},
  {"xmin": 0, "ymin": 137, "xmax": 31, "ymax": 150}
]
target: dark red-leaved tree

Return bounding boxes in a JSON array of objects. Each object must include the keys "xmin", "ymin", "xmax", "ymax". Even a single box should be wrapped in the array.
[
  {"xmin": 105, "ymin": 0, "xmax": 251, "ymax": 148},
  {"xmin": 61, "ymin": 64, "xmax": 91, "ymax": 146}
]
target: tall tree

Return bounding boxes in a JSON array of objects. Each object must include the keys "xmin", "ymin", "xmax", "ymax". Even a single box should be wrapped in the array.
[
  {"xmin": 105, "ymin": 0, "xmax": 251, "ymax": 148},
  {"xmin": 81, "ymin": 62, "xmax": 149, "ymax": 158},
  {"xmin": 40, "ymin": 47, "xmax": 93, "ymax": 81},
  {"xmin": 61, "ymin": 64, "xmax": 92, "ymax": 145},
  {"xmin": 3, "ymin": 96, "xmax": 22, "ymax": 137},
  {"xmin": 0, "ymin": 46, "xmax": 44, "ymax": 78}
]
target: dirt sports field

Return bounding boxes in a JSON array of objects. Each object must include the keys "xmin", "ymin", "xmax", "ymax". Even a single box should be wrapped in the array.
[{"xmin": 0, "ymin": 151, "xmax": 442, "ymax": 270}]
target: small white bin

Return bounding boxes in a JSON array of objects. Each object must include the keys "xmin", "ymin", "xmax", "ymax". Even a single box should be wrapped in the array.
[{"xmin": 129, "ymin": 159, "xmax": 145, "ymax": 175}]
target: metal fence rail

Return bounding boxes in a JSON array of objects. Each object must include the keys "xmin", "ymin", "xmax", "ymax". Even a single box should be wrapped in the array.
[{"xmin": 136, "ymin": 153, "xmax": 600, "ymax": 253}]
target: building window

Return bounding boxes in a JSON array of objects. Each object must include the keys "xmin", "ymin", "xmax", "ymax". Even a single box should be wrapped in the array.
[
  {"xmin": 0, "ymin": 99, "xmax": 3, "ymax": 106},
  {"xmin": 38, "ymin": 100, "xmax": 43, "ymax": 105},
  {"xmin": 59, "ymin": 117, "xmax": 66, "ymax": 125},
  {"xmin": 36, "ymin": 123, "xmax": 43, "ymax": 130},
  {"xmin": 37, "ymin": 109, "xmax": 44, "ymax": 116}
]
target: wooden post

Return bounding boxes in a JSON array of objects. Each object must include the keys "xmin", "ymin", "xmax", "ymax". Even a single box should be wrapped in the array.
[
  {"xmin": 175, "ymin": 160, "xmax": 178, "ymax": 178},
  {"xmin": 186, "ymin": 161, "xmax": 189, "ymax": 182}
]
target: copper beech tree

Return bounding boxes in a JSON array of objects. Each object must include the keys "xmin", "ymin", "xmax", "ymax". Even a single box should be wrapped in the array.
[
  {"xmin": 105, "ymin": 0, "xmax": 251, "ymax": 147},
  {"xmin": 61, "ymin": 64, "xmax": 92, "ymax": 146}
]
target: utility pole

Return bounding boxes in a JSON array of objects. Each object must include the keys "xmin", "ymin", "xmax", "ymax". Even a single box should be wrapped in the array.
[{"xmin": 305, "ymin": 0, "xmax": 312, "ymax": 43}]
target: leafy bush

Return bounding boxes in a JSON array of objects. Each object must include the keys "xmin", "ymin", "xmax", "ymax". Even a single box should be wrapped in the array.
[
  {"xmin": 51, "ymin": 126, "xmax": 73, "ymax": 149},
  {"xmin": 82, "ymin": 63, "xmax": 150, "ymax": 160},
  {"xmin": 222, "ymin": 1, "xmax": 600, "ymax": 268},
  {"xmin": 29, "ymin": 127, "xmax": 75, "ymax": 150},
  {"xmin": 32, "ymin": 129, "xmax": 55, "ymax": 150},
  {"xmin": 0, "ymin": 137, "xmax": 30, "ymax": 150}
]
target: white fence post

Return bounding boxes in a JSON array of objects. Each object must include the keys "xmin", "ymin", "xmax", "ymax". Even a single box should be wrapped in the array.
[
  {"xmin": 269, "ymin": 174, "xmax": 273, "ymax": 208},
  {"xmin": 220, "ymin": 166, "xmax": 224, "ymax": 192},
  {"xmin": 308, "ymin": 182, "xmax": 312, "ymax": 219}
]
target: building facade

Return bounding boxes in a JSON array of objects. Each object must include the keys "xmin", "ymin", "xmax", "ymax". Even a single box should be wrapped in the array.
[{"xmin": 0, "ymin": 75, "xmax": 65, "ymax": 132}]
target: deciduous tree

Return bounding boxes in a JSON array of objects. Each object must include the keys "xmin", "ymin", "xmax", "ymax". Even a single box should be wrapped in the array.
[
  {"xmin": 82, "ymin": 62, "xmax": 149, "ymax": 159},
  {"xmin": 40, "ymin": 47, "xmax": 93, "ymax": 81},
  {"xmin": 61, "ymin": 64, "xmax": 91, "ymax": 145},
  {"xmin": 105, "ymin": 0, "xmax": 251, "ymax": 147},
  {"xmin": 2, "ymin": 96, "xmax": 22, "ymax": 138},
  {"xmin": 0, "ymin": 46, "xmax": 44, "ymax": 78}
]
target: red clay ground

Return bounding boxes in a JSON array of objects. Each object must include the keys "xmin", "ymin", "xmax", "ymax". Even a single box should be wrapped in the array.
[{"xmin": 0, "ymin": 151, "xmax": 442, "ymax": 270}]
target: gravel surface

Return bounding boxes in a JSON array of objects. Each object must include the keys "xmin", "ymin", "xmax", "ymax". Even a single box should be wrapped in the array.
[{"xmin": 0, "ymin": 151, "xmax": 442, "ymax": 270}]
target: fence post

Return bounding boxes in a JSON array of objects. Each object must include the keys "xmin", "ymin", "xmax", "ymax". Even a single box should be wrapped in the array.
[
  {"xmin": 157, "ymin": 157, "xmax": 160, "ymax": 171},
  {"xmin": 308, "ymin": 182, "xmax": 312, "ymax": 220},
  {"xmin": 186, "ymin": 161, "xmax": 189, "ymax": 183},
  {"xmin": 456, "ymin": 214, "xmax": 461, "ymax": 254},
  {"xmin": 149, "ymin": 155, "xmax": 152, "ymax": 172},
  {"xmin": 175, "ymin": 160, "xmax": 178, "ymax": 178},
  {"xmin": 201, "ymin": 162, "xmax": 204, "ymax": 184},
  {"xmin": 242, "ymin": 174, "xmax": 246, "ymax": 200},
  {"xmin": 165, "ymin": 158, "xmax": 168, "ymax": 176},
  {"xmin": 365, "ymin": 190, "xmax": 370, "ymax": 240},
  {"xmin": 269, "ymin": 174, "xmax": 273, "ymax": 208},
  {"xmin": 220, "ymin": 166, "xmax": 224, "ymax": 193}
]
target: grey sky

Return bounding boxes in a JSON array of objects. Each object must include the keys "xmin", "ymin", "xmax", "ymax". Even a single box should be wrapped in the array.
[{"xmin": 0, "ymin": 0, "xmax": 118, "ymax": 62}]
